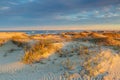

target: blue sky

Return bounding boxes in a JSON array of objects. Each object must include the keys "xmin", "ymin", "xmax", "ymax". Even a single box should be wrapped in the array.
[{"xmin": 0, "ymin": 0, "xmax": 120, "ymax": 30}]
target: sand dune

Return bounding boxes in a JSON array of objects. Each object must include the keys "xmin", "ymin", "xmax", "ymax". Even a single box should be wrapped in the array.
[{"xmin": 0, "ymin": 31, "xmax": 120, "ymax": 80}]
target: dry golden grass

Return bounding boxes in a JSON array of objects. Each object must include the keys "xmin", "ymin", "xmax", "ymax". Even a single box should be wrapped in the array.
[
  {"xmin": 10, "ymin": 34, "xmax": 30, "ymax": 47},
  {"xmin": 83, "ymin": 50, "xmax": 115, "ymax": 77},
  {"xmin": 103, "ymin": 32, "xmax": 120, "ymax": 39},
  {"xmin": 0, "ymin": 39, "xmax": 8, "ymax": 46},
  {"xmin": 79, "ymin": 46, "xmax": 89, "ymax": 55},
  {"xmin": 60, "ymin": 34, "xmax": 72, "ymax": 41},
  {"xmin": 0, "ymin": 32, "xmax": 28, "ymax": 46},
  {"xmin": 88, "ymin": 32, "xmax": 106, "ymax": 38},
  {"xmin": 89, "ymin": 37, "xmax": 120, "ymax": 46},
  {"xmin": 30, "ymin": 34, "xmax": 66, "ymax": 42},
  {"xmin": 22, "ymin": 39, "xmax": 63, "ymax": 64}
]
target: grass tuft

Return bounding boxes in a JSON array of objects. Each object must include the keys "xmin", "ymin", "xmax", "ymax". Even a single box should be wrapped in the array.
[{"xmin": 22, "ymin": 40, "xmax": 61, "ymax": 64}]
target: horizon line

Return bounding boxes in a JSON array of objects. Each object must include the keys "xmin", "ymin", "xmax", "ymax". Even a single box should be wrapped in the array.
[{"xmin": 0, "ymin": 25, "xmax": 120, "ymax": 31}]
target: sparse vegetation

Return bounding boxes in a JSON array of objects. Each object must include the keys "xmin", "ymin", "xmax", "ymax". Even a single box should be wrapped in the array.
[
  {"xmin": 22, "ymin": 39, "xmax": 62, "ymax": 64},
  {"xmin": 11, "ymin": 36, "xmax": 29, "ymax": 47},
  {"xmin": 3, "ymin": 49, "xmax": 16, "ymax": 57},
  {"xmin": 111, "ymin": 45, "xmax": 120, "ymax": 52},
  {"xmin": 83, "ymin": 50, "xmax": 114, "ymax": 76},
  {"xmin": 79, "ymin": 46, "xmax": 89, "ymax": 55},
  {"xmin": 0, "ymin": 39, "xmax": 8, "ymax": 46},
  {"xmin": 0, "ymin": 31, "xmax": 120, "ymax": 79},
  {"xmin": 62, "ymin": 58, "xmax": 76, "ymax": 70}
]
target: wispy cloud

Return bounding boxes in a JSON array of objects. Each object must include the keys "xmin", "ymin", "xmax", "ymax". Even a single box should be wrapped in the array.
[
  {"xmin": 55, "ymin": 7, "xmax": 120, "ymax": 21},
  {"xmin": 117, "ymin": 7, "xmax": 120, "ymax": 10},
  {"xmin": 55, "ymin": 13, "xmax": 89, "ymax": 21},
  {"xmin": 0, "ymin": 6, "xmax": 10, "ymax": 10},
  {"xmin": 0, "ymin": 0, "xmax": 120, "ymax": 27},
  {"xmin": 8, "ymin": 2, "xmax": 18, "ymax": 5}
]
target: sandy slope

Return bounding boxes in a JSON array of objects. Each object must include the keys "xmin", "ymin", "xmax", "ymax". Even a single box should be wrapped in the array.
[
  {"xmin": 84, "ymin": 50, "xmax": 120, "ymax": 80},
  {"xmin": 0, "ymin": 41, "xmax": 76, "ymax": 80},
  {"xmin": 104, "ymin": 54, "xmax": 120, "ymax": 80},
  {"xmin": 0, "ymin": 41, "xmax": 24, "ymax": 73},
  {"xmin": 0, "ymin": 41, "xmax": 90, "ymax": 80},
  {"xmin": 0, "ymin": 40, "xmax": 120, "ymax": 80}
]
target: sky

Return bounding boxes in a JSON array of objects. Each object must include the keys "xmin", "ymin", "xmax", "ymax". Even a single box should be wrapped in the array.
[{"xmin": 0, "ymin": 0, "xmax": 120, "ymax": 30}]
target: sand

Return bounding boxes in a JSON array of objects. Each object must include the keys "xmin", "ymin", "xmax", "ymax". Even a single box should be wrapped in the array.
[{"xmin": 0, "ymin": 32, "xmax": 120, "ymax": 80}]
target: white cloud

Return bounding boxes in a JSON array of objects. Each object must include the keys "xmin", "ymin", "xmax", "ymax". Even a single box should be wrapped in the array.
[
  {"xmin": 29, "ymin": 0, "xmax": 34, "ymax": 2},
  {"xmin": 0, "ymin": 6, "xmax": 10, "ymax": 10},
  {"xmin": 8, "ymin": 2, "xmax": 18, "ymax": 5},
  {"xmin": 95, "ymin": 13, "xmax": 120, "ymax": 18},
  {"xmin": 95, "ymin": 11, "xmax": 99, "ymax": 14},
  {"xmin": 55, "ymin": 12, "xmax": 89, "ymax": 21},
  {"xmin": 96, "ymin": 15, "xmax": 104, "ymax": 18},
  {"xmin": 117, "ymin": 7, "xmax": 120, "ymax": 10},
  {"xmin": 106, "ymin": 13, "xmax": 119, "ymax": 18}
]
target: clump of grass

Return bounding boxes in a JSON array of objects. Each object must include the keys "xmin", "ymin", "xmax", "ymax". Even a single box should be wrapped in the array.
[
  {"xmin": 57, "ymin": 49, "xmax": 69, "ymax": 57},
  {"xmin": 83, "ymin": 50, "xmax": 114, "ymax": 77},
  {"xmin": 62, "ymin": 58, "xmax": 76, "ymax": 70},
  {"xmin": 22, "ymin": 40, "xmax": 61, "ymax": 64},
  {"xmin": 12, "ymin": 40, "xmax": 26, "ymax": 47},
  {"xmin": 11, "ymin": 36, "xmax": 28, "ymax": 47},
  {"xmin": 0, "ymin": 39, "xmax": 8, "ymax": 47},
  {"xmin": 84, "ymin": 59, "xmax": 101, "ymax": 76},
  {"xmin": 111, "ymin": 45, "xmax": 120, "ymax": 51},
  {"xmin": 79, "ymin": 46, "xmax": 89, "ymax": 55},
  {"xmin": 89, "ymin": 37, "xmax": 120, "ymax": 46},
  {"xmin": 61, "ymin": 58, "xmax": 77, "ymax": 80},
  {"xmin": 60, "ymin": 33, "xmax": 72, "ymax": 41}
]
